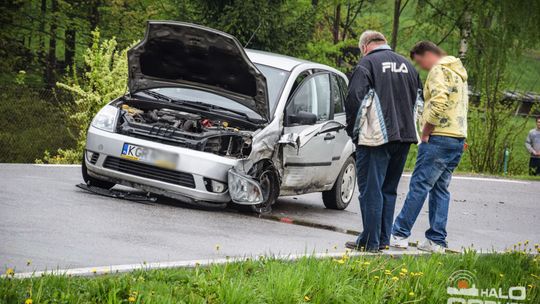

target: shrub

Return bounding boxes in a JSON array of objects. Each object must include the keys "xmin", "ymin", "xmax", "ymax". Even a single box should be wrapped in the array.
[{"xmin": 40, "ymin": 30, "xmax": 131, "ymax": 164}]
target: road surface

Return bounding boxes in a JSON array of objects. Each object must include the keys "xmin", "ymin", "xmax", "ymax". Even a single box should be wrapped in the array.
[{"xmin": 1, "ymin": 164, "xmax": 539, "ymax": 273}]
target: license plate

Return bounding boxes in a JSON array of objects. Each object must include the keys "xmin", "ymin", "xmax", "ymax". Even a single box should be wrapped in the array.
[{"xmin": 121, "ymin": 143, "xmax": 177, "ymax": 169}]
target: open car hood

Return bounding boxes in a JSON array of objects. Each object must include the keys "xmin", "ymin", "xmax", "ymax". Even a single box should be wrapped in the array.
[{"xmin": 128, "ymin": 21, "xmax": 270, "ymax": 120}]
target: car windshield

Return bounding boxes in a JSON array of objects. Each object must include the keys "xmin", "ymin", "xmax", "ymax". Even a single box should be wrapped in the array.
[
  {"xmin": 254, "ymin": 64, "xmax": 289, "ymax": 113},
  {"xmin": 149, "ymin": 64, "xmax": 289, "ymax": 119}
]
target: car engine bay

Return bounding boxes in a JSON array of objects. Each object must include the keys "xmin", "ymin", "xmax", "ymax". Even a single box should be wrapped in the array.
[{"xmin": 115, "ymin": 100, "xmax": 254, "ymax": 158}]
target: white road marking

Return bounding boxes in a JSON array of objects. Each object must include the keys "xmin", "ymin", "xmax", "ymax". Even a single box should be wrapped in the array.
[
  {"xmin": 28, "ymin": 164, "xmax": 532, "ymax": 184},
  {"xmin": 6, "ymin": 250, "xmax": 429, "ymax": 278},
  {"xmin": 402, "ymin": 174, "xmax": 530, "ymax": 184},
  {"xmin": 33, "ymin": 164, "xmax": 81, "ymax": 167}
]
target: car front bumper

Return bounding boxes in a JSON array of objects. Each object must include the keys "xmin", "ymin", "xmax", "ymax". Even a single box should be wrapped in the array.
[{"xmin": 85, "ymin": 126, "xmax": 240, "ymax": 204}]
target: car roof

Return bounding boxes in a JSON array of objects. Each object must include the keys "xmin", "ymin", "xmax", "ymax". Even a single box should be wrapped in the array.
[
  {"xmin": 245, "ymin": 49, "xmax": 308, "ymax": 71},
  {"xmin": 245, "ymin": 49, "xmax": 348, "ymax": 83}
]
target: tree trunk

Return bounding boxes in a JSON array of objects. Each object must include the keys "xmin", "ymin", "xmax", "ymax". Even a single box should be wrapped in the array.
[
  {"xmin": 332, "ymin": 3, "xmax": 341, "ymax": 44},
  {"xmin": 390, "ymin": 0, "xmax": 401, "ymax": 50},
  {"xmin": 458, "ymin": 11, "xmax": 472, "ymax": 59},
  {"xmin": 89, "ymin": 0, "xmax": 100, "ymax": 31},
  {"xmin": 65, "ymin": 29, "xmax": 76, "ymax": 68},
  {"xmin": 45, "ymin": 0, "xmax": 57, "ymax": 88}
]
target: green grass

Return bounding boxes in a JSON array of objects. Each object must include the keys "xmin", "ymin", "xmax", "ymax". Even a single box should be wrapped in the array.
[{"xmin": 2, "ymin": 251, "xmax": 539, "ymax": 303}]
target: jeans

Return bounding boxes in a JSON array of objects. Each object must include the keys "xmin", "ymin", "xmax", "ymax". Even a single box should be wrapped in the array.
[
  {"xmin": 529, "ymin": 157, "xmax": 540, "ymax": 176},
  {"xmin": 392, "ymin": 135, "xmax": 464, "ymax": 247},
  {"xmin": 355, "ymin": 142, "xmax": 411, "ymax": 251}
]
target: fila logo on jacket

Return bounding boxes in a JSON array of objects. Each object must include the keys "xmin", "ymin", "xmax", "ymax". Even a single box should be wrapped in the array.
[{"xmin": 382, "ymin": 62, "xmax": 409, "ymax": 73}]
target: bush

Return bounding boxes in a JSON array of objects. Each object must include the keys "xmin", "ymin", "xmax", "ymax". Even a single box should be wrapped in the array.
[{"xmin": 40, "ymin": 30, "xmax": 130, "ymax": 164}]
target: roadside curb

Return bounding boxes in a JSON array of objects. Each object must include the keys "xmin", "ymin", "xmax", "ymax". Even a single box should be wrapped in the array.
[{"xmin": 6, "ymin": 250, "xmax": 430, "ymax": 279}]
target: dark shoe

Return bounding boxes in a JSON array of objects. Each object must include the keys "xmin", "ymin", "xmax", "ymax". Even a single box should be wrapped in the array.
[
  {"xmin": 345, "ymin": 241, "xmax": 380, "ymax": 253},
  {"xmin": 345, "ymin": 241, "xmax": 361, "ymax": 250}
]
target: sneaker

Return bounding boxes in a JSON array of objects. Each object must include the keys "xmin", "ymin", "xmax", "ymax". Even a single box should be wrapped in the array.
[
  {"xmin": 390, "ymin": 234, "xmax": 409, "ymax": 248},
  {"xmin": 417, "ymin": 239, "xmax": 446, "ymax": 253}
]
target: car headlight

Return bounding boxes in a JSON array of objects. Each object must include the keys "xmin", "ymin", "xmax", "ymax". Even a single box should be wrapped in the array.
[
  {"xmin": 228, "ymin": 169, "xmax": 263, "ymax": 204},
  {"xmin": 91, "ymin": 105, "xmax": 119, "ymax": 132}
]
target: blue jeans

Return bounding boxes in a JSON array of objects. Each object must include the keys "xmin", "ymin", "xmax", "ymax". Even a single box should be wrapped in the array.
[
  {"xmin": 392, "ymin": 135, "xmax": 464, "ymax": 247},
  {"xmin": 355, "ymin": 142, "xmax": 411, "ymax": 251}
]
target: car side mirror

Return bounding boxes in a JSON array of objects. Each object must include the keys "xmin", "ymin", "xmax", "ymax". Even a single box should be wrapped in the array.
[{"xmin": 287, "ymin": 111, "xmax": 317, "ymax": 125}]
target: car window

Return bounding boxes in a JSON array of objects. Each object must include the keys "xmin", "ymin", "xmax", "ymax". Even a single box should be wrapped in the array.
[
  {"xmin": 254, "ymin": 64, "xmax": 289, "ymax": 114},
  {"xmin": 286, "ymin": 73, "xmax": 331, "ymax": 123},
  {"xmin": 331, "ymin": 74, "xmax": 345, "ymax": 114},
  {"xmin": 337, "ymin": 75, "xmax": 348, "ymax": 103}
]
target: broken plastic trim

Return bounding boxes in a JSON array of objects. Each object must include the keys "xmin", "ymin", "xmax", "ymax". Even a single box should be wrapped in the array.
[{"xmin": 76, "ymin": 183, "xmax": 157, "ymax": 202}]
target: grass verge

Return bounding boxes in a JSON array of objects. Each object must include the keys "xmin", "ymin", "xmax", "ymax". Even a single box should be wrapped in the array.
[{"xmin": 2, "ymin": 251, "xmax": 539, "ymax": 303}]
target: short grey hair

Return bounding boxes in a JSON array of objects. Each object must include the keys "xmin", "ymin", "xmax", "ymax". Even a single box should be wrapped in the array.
[{"xmin": 359, "ymin": 30, "xmax": 387, "ymax": 48}]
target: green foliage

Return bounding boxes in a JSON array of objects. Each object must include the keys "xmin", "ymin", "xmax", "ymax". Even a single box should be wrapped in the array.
[
  {"xmin": 0, "ymin": 87, "xmax": 76, "ymax": 163},
  {"xmin": 40, "ymin": 30, "xmax": 130, "ymax": 164},
  {"xmin": 2, "ymin": 251, "xmax": 539, "ymax": 303}
]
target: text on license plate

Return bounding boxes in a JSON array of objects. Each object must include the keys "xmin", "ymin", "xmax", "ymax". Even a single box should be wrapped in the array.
[{"xmin": 121, "ymin": 143, "xmax": 177, "ymax": 169}]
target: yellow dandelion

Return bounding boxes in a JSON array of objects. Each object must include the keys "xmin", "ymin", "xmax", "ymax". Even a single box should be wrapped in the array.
[
  {"xmin": 417, "ymin": 272, "xmax": 424, "ymax": 276},
  {"xmin": 409, "ymin": 291, "xmax": 415, "ymax": 296},
  {"xmin": 499, "ymin": 273, "xmax": 504, "ymax": 278},
  {"xmin": 334, "ymin": 259, "xmax": 345, "ymax": 264},
  {"xmin": 525, "ymin": 240, "xmax": 530, "ymax": 245},
  {"xmin": 304, "ymin": 295, "xmax": 311, "ymax": 301},
  {"xmin": 385, "ymin": 269, "xmax": 392, "ymax": 275},
  {"xmin": 528, "ymin": 284, "xmax": 534, "ymax": 289},
  {"xmin": 534, "ymin": 244, "xmax": 539, "ymax": 249},
  {"xmin": 438, "ymin": 262, "xmax": 443, "ymax": 266},
  {"xmin": 373, "ymin": 275, "xmax": 380, "ymax": 280},
  {"xmin": 391, "ymin": 276, "xmax": 399, "ymax": 281},
  {"xmin": 26, "ymin": 260, "xmax": 32, "ymax": 266},
  {"xmin": 128, "ymin": 296, "xmax": 136, "ymax": 303},
  {"xmin": 401, "ymin": 268, "xmax": 408, "ymax": 273},
  {"xmin": 5, "ymin": 268, "xmax": 14, "ymax": 276},
  {"xmin": 363, "ymin": 261, "xmax": 370, "ymax": 266},
  {"xmin": 25, "ymin": 299, "xmax": 33, "ymax": 304},
  {"xmin": 91, "ymin": 268, "xmax": 97, "ymax": 274}
]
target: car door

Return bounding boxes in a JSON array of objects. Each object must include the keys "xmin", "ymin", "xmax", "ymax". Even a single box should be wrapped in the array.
[
  {"xmin": 329, "ymin": 73, "xmax": 351, "ymax": 167},
  {"xmin": 280, "ymin": 72, "xmax": 340, "ymax": 192}
]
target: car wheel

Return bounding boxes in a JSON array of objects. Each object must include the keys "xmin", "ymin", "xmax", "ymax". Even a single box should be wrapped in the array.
[
  {"xmin": 322, "ymin": 156, "xmax": 356, "ymax": 210},
  {"xmin": 82, "ymin": 156, "xmax": 116, "ymax": 190},
  {"xmin": 250, "ymin": 168, "xmax": 279, "ymax": 214}
]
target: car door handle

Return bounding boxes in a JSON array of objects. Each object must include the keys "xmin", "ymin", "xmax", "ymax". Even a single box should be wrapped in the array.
[{"xmin": 324, "ymin": 133, "xmax": 335, "ymax": 141}]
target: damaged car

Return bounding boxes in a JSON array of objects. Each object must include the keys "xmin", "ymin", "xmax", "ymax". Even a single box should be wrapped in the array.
[{"xmin": 83, "ymin": 21, "xmax": 356, "ymax": 213}]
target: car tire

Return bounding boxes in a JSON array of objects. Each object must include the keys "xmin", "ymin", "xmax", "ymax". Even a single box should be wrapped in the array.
[
  {"xmin": 82, "ymin": 156, "xmax": 116, "ymax": 190},
  {"xmin": 322, "ymin": 156, "xmax": 356, "ymax": 210},
  {"xmin": 250, "ymin": 167, "xmax": 279, "ymax": 214}
]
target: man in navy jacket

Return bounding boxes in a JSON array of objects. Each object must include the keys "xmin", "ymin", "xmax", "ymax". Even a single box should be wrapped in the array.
[{"xmin": 344, "ymin": 30, "xmax": 423, "ymax": 252}]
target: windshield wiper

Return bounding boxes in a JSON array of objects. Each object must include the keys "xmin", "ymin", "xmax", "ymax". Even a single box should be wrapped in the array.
[
  {"xmin": 171, "ymin": 100, "xmax": 264, "ymax": 123},
  {"xmin": 139, "ymin": 90, "xmax": 172, "ymax": 102}
]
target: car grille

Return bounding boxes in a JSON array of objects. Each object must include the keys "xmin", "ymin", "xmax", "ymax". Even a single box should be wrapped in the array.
[
  {"xmin": 103, "ymin": 156, "xmax": 195, "ymax": 188},
  {"xmin": 89, "ymin": 152, "xmax": 99, "ymax": 165}
]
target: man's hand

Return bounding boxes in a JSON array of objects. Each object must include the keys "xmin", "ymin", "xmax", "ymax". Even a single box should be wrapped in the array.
[{"xmin": 421, "ymin": 123, "xmax": 436, "ymax": 143}]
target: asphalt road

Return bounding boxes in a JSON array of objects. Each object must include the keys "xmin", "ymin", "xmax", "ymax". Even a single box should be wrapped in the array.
[{"xmin": 1, "ymin": 164, "xmax": 539, "ymax": 273}]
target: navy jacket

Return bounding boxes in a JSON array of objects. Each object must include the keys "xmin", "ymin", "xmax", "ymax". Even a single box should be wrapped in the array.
[{"xmin": 345, "ymin": 46, "xmax": 422, "ymax": 144}]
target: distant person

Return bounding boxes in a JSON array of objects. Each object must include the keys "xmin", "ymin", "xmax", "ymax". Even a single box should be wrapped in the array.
[
  {"xmin": 344, "ymin": 31, "xmax": 422, "ymax": 252},
  {"xmin": 526, "ymin": 117, "xmax": 540, "ymax": 175},
  {"xmin": 391, "ymin": 41, "xmax": 468, "ymax": 253}
]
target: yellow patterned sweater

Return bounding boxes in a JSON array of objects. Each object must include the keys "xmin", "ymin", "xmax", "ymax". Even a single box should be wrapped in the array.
[{"xmin": 422, "ymin": 56, "xmax": 468, "ymax": 138}]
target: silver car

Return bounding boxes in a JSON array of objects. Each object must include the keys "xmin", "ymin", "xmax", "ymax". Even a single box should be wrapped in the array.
[{"xmin": 83, "ymin": 21, "xmax": 356, "ymax": 213}]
